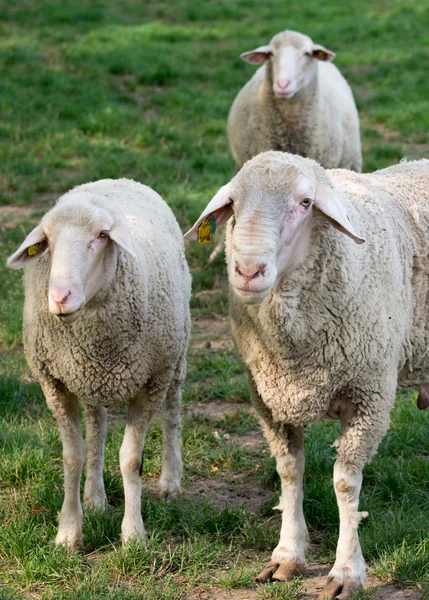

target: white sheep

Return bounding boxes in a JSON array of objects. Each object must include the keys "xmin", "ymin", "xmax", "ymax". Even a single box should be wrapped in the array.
[
  {"xmin": 228, "ymin": 30, "xmax": 362, "ymax": 172},
  {"xmin": 8, "ymin": 178, "xmax": 191, "ymax": 549},
  {"xmin": 185, "ymin": 152, "xmax": 429, "ymax": 599}
]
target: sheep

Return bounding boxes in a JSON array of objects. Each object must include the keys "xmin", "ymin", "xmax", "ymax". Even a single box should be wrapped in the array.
[
  {"xmin": 227, "ymin": 30, "xmax": 362, "ymax": 172},
  {"xmin": 185, "ymin": 151, "xmax": 429, "ymax": 599},
  {"xmin": 8, "ymin": 178, "xmax": 191, "ymax": 550}
]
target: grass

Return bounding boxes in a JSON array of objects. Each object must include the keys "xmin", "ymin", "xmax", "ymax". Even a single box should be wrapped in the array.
[{"xmin": 0, "ymin": 0, "xmax": 428, "ymax": 598}]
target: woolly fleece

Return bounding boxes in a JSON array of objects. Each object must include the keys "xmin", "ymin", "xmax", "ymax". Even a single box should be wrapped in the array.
[
  {"xmin": 22, "ymin": 178, "xmax": 191, "ymax": 407},
  {"xmin": 227, "ymin": 31, "xmax": 362, "ymax": 172},
  {"xmin": 228, "ymin": 154, "xmax": 429, "ymax": 469}
]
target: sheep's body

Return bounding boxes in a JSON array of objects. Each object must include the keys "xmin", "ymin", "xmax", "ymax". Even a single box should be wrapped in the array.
[
  {"xmin": 15, "ymin": 179, "xmax": 191, "ymax": 548},
  {"xmin": 225, "ymin": 158, "xmax": 429, "ymax": 595},
  {"xmin": 186, "ymin": 153, "xmax": 428, "ymax": 597},
  {"xmin": 228, "ymin": 40, "xmax": 362, "ymax": 171},
  {"xmin": 229, "ymin": 158, "xmax": 428, "ymax": 459},
  {"xmin": 24, "ymin": 179, "xmax": 190, "ymax": 408}
]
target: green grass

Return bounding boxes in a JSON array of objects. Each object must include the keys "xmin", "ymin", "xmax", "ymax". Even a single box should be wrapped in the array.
[{"xmin": 0, "ymin": 0, "xmax": 428, "ymax": 598}]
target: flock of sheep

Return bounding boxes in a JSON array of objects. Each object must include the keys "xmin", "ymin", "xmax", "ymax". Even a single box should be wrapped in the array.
[{"xmin": 7, "ymin": 29, "xmax": 429, "ymax": 600}]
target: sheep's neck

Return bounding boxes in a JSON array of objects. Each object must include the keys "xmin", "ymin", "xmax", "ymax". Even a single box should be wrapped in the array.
[{"xmin": 262, "ymin": 63, "xmax": 319, "ymax": 156}]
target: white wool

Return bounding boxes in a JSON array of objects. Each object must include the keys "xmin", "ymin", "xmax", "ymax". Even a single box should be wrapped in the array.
[{"xmin": 8, "ymin": 178, "xmax": 191, "ymax": 549}]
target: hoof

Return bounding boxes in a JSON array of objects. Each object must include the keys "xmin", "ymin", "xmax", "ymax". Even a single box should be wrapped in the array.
[
  {"xmin": 158, "ymin": 479, "xmax": 182, "ymax": 499},
  {"xmin": 255, "ymin": 562, "xmax": 278, "ymax": 583},
  {"xmin": 318, "ymin": 576, "xmax": 362, "ymax": 600},
  {"xmin": 55, "ymin": 533, "xmax": 82, "ymax": 552},
  {"xmin": 121, "ymin": 520, "xmax": 146, "ymax": 545},
  {"xmin": 417, "ymin": 385, "xmax": 429, "ymax": 410},
  {"xmin": 273, "ymin": 560, "xmax": 306, "ymax": 581}
]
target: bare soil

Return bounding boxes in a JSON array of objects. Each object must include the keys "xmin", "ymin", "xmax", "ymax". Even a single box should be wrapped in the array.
[
  {"xmin": 185, "ymin": 569, "xmax": 422, "ymax": 599},
  {"xmin": 191, "ymin": 315, "xmax": 233, "ymax": 350}
]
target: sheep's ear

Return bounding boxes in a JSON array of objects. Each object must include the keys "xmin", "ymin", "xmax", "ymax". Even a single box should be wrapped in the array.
[
  {"xmin": 311, "ymin": 44, "xmax": 335, "ymax": 62},
  {"xmin": 184, "ymin": 183, "xmax": 233, "ymax": 241},
  {"xmin": 241, "ymin": 45, "xmax": 272, "ymax": 64},
  {"xmin": 109, "ymin": 216, "xmax": 137, "ymax": 259},
  {"xmin": 7, "ymin": 223, "xmax": 48, "ymax": 269},
  {"xmin": 315, "ymin": 185, "xmax": 365, "ymax": 244}
]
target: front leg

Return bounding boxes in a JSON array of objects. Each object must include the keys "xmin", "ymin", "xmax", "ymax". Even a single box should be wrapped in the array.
[
  {"xmin": 258, "ymin": 423, "xmax": 309, "ymax": 582},
  {"xmin": 319, "ymin": 402, "xmax": 391, "ymax": 600},
  {"xmin": 120, "ymin": 374, "xmax": 171, "ymax": 543},
  {"xmin": 248, "ymin": 374, "xmax": 309, "ymax": 582},
  {"xmin": 42, "ymin": 381, "xmax": 85, "ymax": 550},
  {"xmin": 83, "ymin": 405, "xmax": 107, "ymax": 508}
]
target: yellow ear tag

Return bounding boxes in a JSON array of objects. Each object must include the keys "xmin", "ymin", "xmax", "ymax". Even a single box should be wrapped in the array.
[
  {"xmin": 27, "ymin": 244, "xmax": 39, "ymax": 256},
  {"xmin": 197, "ymin": 218, "xmax": 212, "ymax": 243},
  {"xmin": 314, "ymin": 50, "xmax": 327, "ymax": 60}
]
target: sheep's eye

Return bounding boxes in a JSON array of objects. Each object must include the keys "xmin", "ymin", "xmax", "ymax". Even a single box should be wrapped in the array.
[
  {"xmin": 301, "ymin": 198, "xmax": 312, "ymax": 208},
  {"xmin": 98, "ymin": 231, "xmax": 109, "ymax": 239}
]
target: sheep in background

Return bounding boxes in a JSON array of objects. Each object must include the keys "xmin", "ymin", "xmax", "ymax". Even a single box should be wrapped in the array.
[
  {"xmin": 8, "ymin": 179, "xmax": 191, "ymax": 549},
  {"xmin": 228, "ymin": 30, "xmax": 362, "ymax": 172},
  {"xmin": 185, "ymin": 152, "xmax": 429, "ymax": 599}
]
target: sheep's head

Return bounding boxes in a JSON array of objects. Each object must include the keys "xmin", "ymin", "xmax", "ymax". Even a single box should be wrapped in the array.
[
  {"xmin": 241, "ymin": 30, "xmax": 335, "ymax": 99},
  {"xmin": 7, "ymin": 192, "xmax": 136, "ymax": 323},
  {"xmin": 185, "ymin": 152, "xmax": 364, "ymax": 305}
]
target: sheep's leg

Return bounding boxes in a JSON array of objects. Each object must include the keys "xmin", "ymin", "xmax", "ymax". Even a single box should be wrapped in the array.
[
  {"xmin": 319, "ymin": 408, "xmax": 390, "ymax": 600},
  {"xmin": 43, "ymin": 383, "xmax": 85, "ymax": 550},
  {"xmin": 261, "ymin": 424, "xmax": 308, "ymax": 582},
  {"xmin": 417, "ymin": 384, "xmax": 429, "ymax": 409},
  {"xmin": 318, "ymin": 465, "xmax": 366, "ymax": 600},
  {"xmin": 159, "ymin": 381, "xmax": 183, "ymax": 497},
  {"xmin": 120, "ymin": 382, "xmax": 166, "ymax": 543},
  {"xmin": 247, "ymin": 373, "xmax": 308, "ymax": 583},
  {"xmin": 83, "ymin": 405, "xmax": 107, "ymax": 508}
]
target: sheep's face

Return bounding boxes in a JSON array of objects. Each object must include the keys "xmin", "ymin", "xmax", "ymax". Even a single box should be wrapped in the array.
[
  {"xmin": 225, "ymin": 158, "xmax": 318, "ymax": 303},
  {"xmin": 7, "ymin": 193, "xmax": 136, "ymax": 323},
  {"xmin": 241, "ymin": 30, "xmax": 335, "ymax": 100},
  {"xmin": 185, "ymin": 152, "xmax": 364, "ymax": 305}
]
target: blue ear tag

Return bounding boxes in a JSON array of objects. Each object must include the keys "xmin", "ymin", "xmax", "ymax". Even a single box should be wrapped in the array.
[{"xmin": 209, "ymin": 216, "xmax": 217, "ymax": 234}]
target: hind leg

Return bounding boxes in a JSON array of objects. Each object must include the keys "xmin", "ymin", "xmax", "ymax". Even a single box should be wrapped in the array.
[
  {"xmin": 83, "ymin": 405, "xmax": 107, "ymax": 508},
  {"xmin": 159, "ymin": 378, "xmax": 183, "ymax": 497}
]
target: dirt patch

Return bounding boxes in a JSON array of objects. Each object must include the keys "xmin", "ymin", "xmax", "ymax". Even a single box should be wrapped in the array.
[
  {"xmin": 192, "ymin": 315, "xmax": 234, "ymax": 350},
  {"xmin": 143, "ymin": 471, "xmax": 273, "ymax": 513},
  {"xmin": 0, "ymin": 205, "xmax": 41, "ymax": 228},
  {"xmin": 186, "ymin": 475, "xmax": 273, "ymax": 512},
  {"xmin": 185, "ymin": 569, "xmax": 422, "ymax": 600},
  {"xmin": 233, "ymin": 429, "xmax": 264, "ymax": 448},
  {"xmin": 187, "ymin": 591, "xmax": 259, "ymax": 600},
  {"xmin": 184, "ymin": 399, "xmax": 254, "ymax": 420},
  {"xmin": 0, "ymin": 192, "xmax": 58, "ymax": 229},
  {"xmin": 299, "ymin": 565, "xmax": 422, "ymax": 599}
]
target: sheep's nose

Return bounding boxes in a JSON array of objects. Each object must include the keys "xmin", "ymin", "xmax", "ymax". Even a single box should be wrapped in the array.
[
  {"xmin": 276, "ymin": 79, "xmax": 291, "ymax": 91},
  {"xmin": 234, "ymin": 261, "xmax": 266, "ymax": 282},
  {"xmin": 51, "ymin": 288, "xmax": 72, "ymax": 306}
]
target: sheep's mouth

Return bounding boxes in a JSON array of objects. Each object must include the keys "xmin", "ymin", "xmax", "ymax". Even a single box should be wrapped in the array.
[
  {"xmin": 274, "ymin": 91, "xmax": 296, "ymax": 100},
  {"xmin": 56, "ymin": 309, "xmax": 81, "ymax": 324},
  {"xmin": 233, "ymin": 286, "xmax": 271, "ymax": 303}
]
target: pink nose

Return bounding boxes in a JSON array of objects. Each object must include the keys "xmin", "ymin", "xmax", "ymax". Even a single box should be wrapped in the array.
[
  {"xmin": 51, "ymin": 288, "xmax": 72, "ymax": 306},
  {"xmin": 276, "ymin": 79, "xmax": 291, "ymax": 91},
  {"xmin": 235, "ymin": 261, "xmax": 266, "ymax": 282}
]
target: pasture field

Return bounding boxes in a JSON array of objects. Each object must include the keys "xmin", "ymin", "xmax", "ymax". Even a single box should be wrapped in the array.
[{"xmin": 0, "ymin": 0, "xmax": 428, "ymax": 598}]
